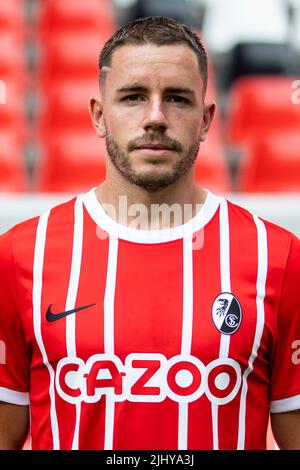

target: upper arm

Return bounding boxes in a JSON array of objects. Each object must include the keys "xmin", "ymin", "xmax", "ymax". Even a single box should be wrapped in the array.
[
  {"xmin": 270, "ymin": 234, "xmax": 300, "ymax": 414},
  {"xmin": 269, "ymin": 235, "xmax": 300, "ymax": 449},
  {"xmin": 0, "ymin": 402, "xmax": 29, "ymax": 449},
  {"xmin": 0, "ymin": 231, "xmax": 30, "ymax": 445},
  {"xmin": 271, "ymin": 410, "xmax": 300, "ymax": 450}
]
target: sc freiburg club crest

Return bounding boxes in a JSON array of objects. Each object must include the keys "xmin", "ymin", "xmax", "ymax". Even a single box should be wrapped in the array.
[{"xmin": 212, "ymin": 293, "xmax": 242, "ymax": 335}]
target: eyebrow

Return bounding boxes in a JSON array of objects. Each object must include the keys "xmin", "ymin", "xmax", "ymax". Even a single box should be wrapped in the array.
[
  {"xmin": 117, "ymin": 85, "xmax": 148, "ymax": 93},
  {"xmin": 164, "ymin": 87, "xmax": 195, "ymax": 95},
  {"xmin": 117, "ymin": 85, "xmax": 195, "ymax": 95}
]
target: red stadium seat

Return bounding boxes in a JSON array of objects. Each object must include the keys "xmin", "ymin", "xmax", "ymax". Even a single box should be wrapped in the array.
[
  {"xmin": 193, "ymin": 32, "xmax": 218, "ymax": 101},
  {"xmin": 36, "ymin": 132, "xmax": 106, "ymax": 193},
  {"xmin": 237, "ymin": 131, "xmax": 300, "ymax": 192},
  {"xmin": 191, "ymin": 48, "xmax": 231, "ymax": 193},
  {"xmin": 0, "ymin": 0, "xmax": 26, "ymax": 32},
  {"xmin": 195, "ymin": 117, "xmax": 232, "ymax": 194},
  {"xmin": 0, "ymin": 33, "xmax": 27, "ymax": 91},
  {"xmin": 38, "ymin": 32, "xmax": 106, "ymax": 86},
  {"xmin": 206, "ymin": 54, "xmax": 219, "ymax": 102},
  {"xmin": 0, "ymin": 132, "xmax": 27, "ymax": 192},
  {"xmin": 226, "ymin": 76, "xmax": 300, "ymax": 146},
  {"xmin": 36, "ymin": 80, "xmax": 98, "ymax": 137},
  {"xmin": 37, "ymin": 0, "xmax": 116, "ymax": 39},
  {"xmin": 0, "ymin": 83, "xmax": 27, "ymax": 144}
]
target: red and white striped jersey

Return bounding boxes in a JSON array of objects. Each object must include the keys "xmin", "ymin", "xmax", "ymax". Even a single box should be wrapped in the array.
[{"xmin": 0, "ymin": 188, "xmax": 299, "ymax": 450}]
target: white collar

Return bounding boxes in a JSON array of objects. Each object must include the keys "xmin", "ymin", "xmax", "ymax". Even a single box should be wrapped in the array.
[{"xmin": 81, "ymin": 187, "xmax": 222, "ymax": 244}]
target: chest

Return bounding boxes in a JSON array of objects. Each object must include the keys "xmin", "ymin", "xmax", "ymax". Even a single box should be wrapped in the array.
[{"xmin": 23, "ymin": 238, "xmax": 272, "ymax": 367}]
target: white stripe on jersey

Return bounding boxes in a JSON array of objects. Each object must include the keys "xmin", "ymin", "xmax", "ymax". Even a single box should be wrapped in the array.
[
  {"xmin": 212, "ymin": 404, "xmax": 219, "ymax": 450},
  {"xmin": 181, "ymin": 235, "xmax": 194, "ymax": 355},
  {"xmin": 178, "ymin": 235, "xmax": 194, "ymax": 450},
  {"xmin": 66, "ymin": 196, "xmax": 83, "ymax": 357},
  {"xmin": 219, "ymin": 199, "xmax": 232, "ymax": 357},
  {"xmin": 212, "ymin": 199, "xmax": 232, "ymax": 450},
  {"xmin": 104, "ymin": 235, "xmax": 119, "ymax": 450},
  {"xmin": 178, "ymin": 402, "xmax": 189, "ymax": 450},
  {"xmin": 33, "ymin": 210, "xmax": 60, "ymax": 450},
  {"xmin": 237, "ymin": 216, "xmax": 267, "ymax": 449},
  {"xmin": 65, "ymin": 196, "xmax": 84, "ymax": 450}
]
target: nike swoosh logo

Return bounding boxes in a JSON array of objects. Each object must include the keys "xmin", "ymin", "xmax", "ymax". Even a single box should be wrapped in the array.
[{"xmin": 46, "ymin": 303, "xmax": 96, "ymax": 322}]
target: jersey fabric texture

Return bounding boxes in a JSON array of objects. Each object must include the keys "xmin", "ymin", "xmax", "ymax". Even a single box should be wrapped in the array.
[{"xmin": 0, "ymin": 188, "xmax": 299, "ymax": 450}]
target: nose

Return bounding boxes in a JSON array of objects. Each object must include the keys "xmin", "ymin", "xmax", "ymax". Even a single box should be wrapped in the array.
[{"xmin": 142, "ymin": 96, "xmax": 168, "ymax": 132}]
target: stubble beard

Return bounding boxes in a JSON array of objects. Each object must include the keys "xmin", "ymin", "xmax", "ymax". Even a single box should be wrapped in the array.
[{"xmin": 105, "ymin": 129, "xmax": 202, "ymax": 192}]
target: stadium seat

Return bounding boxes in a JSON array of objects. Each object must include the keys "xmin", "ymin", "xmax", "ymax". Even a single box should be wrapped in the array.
[
  {"xmin": 0, "ymin": 132, "xmax": 27, "ymax": 192},
  {"xmin": 205, "ymin": 53, "xmax": 219, "ymax": 102},
  {"xmin": 38, "ymin": 32, "xmax": 106, "ymax": 87},
  {"xmin": 226, "ymin": 76, "xmax": 300, "ymax": 146},
  {"xmin": 195, "ymin": 117, "xmax": 232, "ymax": 194},
  {"xmin": 228, "ymin": 42, "xmax": 297, "ymax": 83},
  {"xmin": 0, "ymin": 0, "xmax": 26, "ymax": 33},
  {"xmin": 0, "ymin": 33, "xmax": 27, "ymax": 91},
  {"xmin": 289, "ymin": 0, "xmax": 300, "ymax": 53},
  {"xmin": 194, "ymin": 58, "xmax": 231, "ymax": 194},
  {"xmin": 189, "ymin": 54, "xmax": 231, "ymax": 194},
  {"xmin": 201, "ymin": 0, "xmax": 289, "ymax": 55},
  {"xmin": 36, "ymin": 80, "xmax": 98, "ymax": 137},
  {"xmin": 37, "ymin": 0, "xmax": 116, "ymax": 39},
  {"xmin": 134, "ymin": 0, "xmax": 193, "ymax": 24},
  {"xmin": 237, "ymin": 131, "xmax": 300, "ymax": 192},
  {"xmin": 0, "ymin": 84, "xmax": 27, "ymax": 144},
  {"xmin": 36, "ymin": 132, "xmax": 107, "ymax": 193}
]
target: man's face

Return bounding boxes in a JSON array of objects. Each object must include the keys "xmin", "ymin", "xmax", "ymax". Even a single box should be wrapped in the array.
[{"xmin": 90, "ymin": 43, "xmax": 215, "ymax": 191}]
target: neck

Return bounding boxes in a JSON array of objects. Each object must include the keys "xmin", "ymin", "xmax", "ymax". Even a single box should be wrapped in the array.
[{"xmin": 95, "ymin": 165, "xmax": 207, "ymax": 230}]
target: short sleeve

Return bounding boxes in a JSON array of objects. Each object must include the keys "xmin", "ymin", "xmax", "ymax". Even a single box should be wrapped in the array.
[
  {"xmin": 0, "ymin": 229, "xmax": 30, "ymax": 405},
  {"xmin": 270, "ymin": 233, "xmax": 300, "ymax": 413}
]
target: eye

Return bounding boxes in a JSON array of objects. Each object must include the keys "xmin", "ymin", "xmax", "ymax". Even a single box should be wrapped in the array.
[
  {"xmin": 121, "ymin": 94, "xmax": 145, "ymax": 103},
  {"xmin": 167, "ymin": 95, "xmax": 190, "ymax": 105}
]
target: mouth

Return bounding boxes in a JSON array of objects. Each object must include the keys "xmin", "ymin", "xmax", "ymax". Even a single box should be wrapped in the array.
[{"xmin": 134, "ymin": 143, "xmax": 175, "ymax": 156}]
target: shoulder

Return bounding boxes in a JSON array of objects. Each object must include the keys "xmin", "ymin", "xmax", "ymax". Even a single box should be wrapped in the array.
[
  {"xmin": 0, "ymin": 196, "xmax": 77, "ymax": 265},
  {"xmin": 223, "ymin": 197, "xmax": 299, "ymax": 277},
  {"xmin": 226, "ymin": 198, "xmax": 297, "ymax": 248}
]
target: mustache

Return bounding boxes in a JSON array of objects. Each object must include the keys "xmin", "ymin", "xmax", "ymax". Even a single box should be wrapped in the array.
[{"xmin": 127, "ymin": 135, "xmax": 183, "ymax": 153}]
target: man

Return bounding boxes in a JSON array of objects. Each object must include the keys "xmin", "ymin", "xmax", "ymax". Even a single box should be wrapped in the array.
[{"xmin": 0, "ymin": 16, "xmax": 300, "ymax": 450}]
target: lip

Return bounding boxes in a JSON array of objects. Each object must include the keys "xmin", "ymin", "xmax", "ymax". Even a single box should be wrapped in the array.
[
  {"xmin": 135, "ymin": 148, "xmax": 175, "ymax": 157},
  {"xmin": 134, "ymin": 144, "xmax": 175, "ymax": 156},
  {"xmin": 136, "ymin": 143, "xmax": 173, "ymax": 150}
]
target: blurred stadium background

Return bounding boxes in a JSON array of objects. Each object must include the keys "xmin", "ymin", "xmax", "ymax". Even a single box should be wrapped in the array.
[{"xmin": 1, "ymin": 0, "xmax": 300, "ymax": 450}]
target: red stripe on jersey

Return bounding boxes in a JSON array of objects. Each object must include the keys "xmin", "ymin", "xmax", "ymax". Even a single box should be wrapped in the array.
[
  {"xmin": 189, "ymin": 215, "xmax": 221, "ymax": 449},
  {"xmin": 268, "ymin": 231, "xmax": 300, "ymax": 405},
  {"xmin": 39, "ymin": 199, "xmax": 76, "ymax": 449},
  {"xmin": 222, "ymin": 202, "xmax": 263, "ymax": 449},
  {"xmin": 13, "ymin": 215, "xmax": 55, "ymax": 449},
  {"xmin": 113, "ymin": 239, "xmax": 184, "ymax": 449},
  {"xmin": 76, "ymin": 207, "xmax": 110, "ymax": 449}
]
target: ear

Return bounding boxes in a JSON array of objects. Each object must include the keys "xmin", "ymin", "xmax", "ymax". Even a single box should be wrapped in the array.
[
  {"xmin": 89, "ymin": 95, "xmax": 106, "ymax": 138},
  {"xmin": 199, "ymin": 100, "xmax": 216, "ymax": 141}
]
